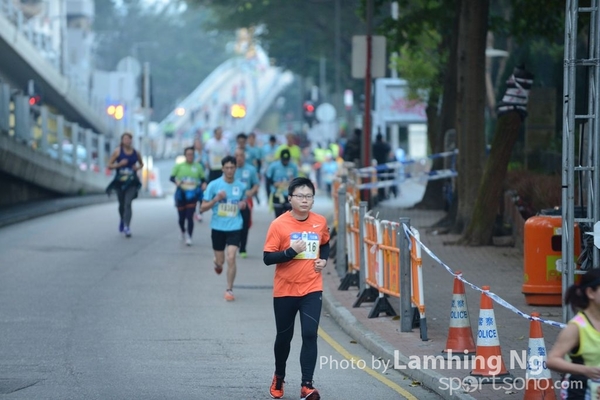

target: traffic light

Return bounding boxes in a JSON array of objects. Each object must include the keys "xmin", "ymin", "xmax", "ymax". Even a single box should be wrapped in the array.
[
  {"xmin": 28, "ymin": 94, "xmax": 42, "ymax": 106},
  {"xmin": 303, "ymin": 101, "xmax": 315, "ymax": 125},
  {"xmin": 358, "ymin": 94, "xmax": 365, "ymax": 113},
  {"xmin": 106, "ymin": 104, "xmax": 124, "ymax": 120},
  {"xmin": 231, "ymin": 103, "xmax": 246, "ymax": 118},
  {"xmin": 26, "ymin": 79, "xmax": 43, "ymax": 107}
]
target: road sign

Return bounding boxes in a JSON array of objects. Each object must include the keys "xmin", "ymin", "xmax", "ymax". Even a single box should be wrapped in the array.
[
  {"xmin": 344, "ymin": 90, "xmax": 353, "ymax": 110},
  {"xmin": 316, "ymin": 103, "xmax": 336, "ymax": 123},
  {"xmin": 116, "ymin": 56, "xmax": 141, "ymax": 78},
  {"xmin": 351, "ymin": 35, "xmax": 386, "ymax": 79}
]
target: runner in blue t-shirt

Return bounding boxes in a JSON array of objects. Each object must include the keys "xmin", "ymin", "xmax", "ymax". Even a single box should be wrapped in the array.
[
  {"xmin": 201, "ymin": 155, "xmax": 248, "ymax": 301},
  {"xmin": 234, "ymin": 148, "xmax": 260, "ymax": 259}
]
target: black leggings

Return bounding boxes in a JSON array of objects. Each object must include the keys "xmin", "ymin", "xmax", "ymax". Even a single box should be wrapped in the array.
[
  {"xmin": 240, "ymin": 207, "xmax": 250, "ymax": 252},
  {"xmin": 177, "ymin": 206, "xmax": 195, "ymax": 236},
  {"xmin": 273, "ymin": 291, "xmax": 322, "ymax": 382},
  {"xmin": 117, "ymin": 186, "xmax": 137, "ymax": 227}
]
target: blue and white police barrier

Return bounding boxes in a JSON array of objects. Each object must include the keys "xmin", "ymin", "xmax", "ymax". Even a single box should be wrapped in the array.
[{"xmin": 401, "ymin": 223, "xmax": 567, "ymax": 330}]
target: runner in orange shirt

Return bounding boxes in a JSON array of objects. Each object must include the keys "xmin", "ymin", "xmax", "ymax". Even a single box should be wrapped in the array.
[{"xmin": 263, "ymin": 177, "xmax": 330, "ymax": 400}]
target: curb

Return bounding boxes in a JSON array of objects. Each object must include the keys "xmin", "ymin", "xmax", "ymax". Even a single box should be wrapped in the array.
[
  {"xmin": 0, "ymin": 195, "xmax": 114, "ymax": 228},
  {"xmin": 321, "ymin": 288, "xmax": 476, "ymax": 400},
  {"xmin": 0, "ymin": 190, "xmax": 167, "ymax": 229}
]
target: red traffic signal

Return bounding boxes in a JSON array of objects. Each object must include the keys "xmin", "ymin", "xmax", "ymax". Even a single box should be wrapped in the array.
[
  {"xmin": 29, "ymin": 95, "xmax": 41, "ymax": 106},
  {"xmin": 303, "ymin": 101, "xmax": 315, "ymax": 115}
]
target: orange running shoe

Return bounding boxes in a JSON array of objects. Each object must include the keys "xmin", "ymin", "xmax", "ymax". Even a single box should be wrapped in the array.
[
  {"xmin": 300, "ymin": 384, "xmax": 320, "ymax": 400},
  {"xmin": 269, "ymin": 375, "xmax": 284, "ymax": 399},
  {"xmin": 224, "ymin": 289, "xmax": 235, "ymax": 301}
]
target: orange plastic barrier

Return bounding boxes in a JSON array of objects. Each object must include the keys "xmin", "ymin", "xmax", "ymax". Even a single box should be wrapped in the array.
[
  {"xmin": 409, "ymin": 228, "xmax": 425, "ymax": 319},
  {"xmin": 346, "ymin": 205, "xmax": 361, "ymax": 274},
  {"xmin": 378, "ymin": 221, "xmax": 400, "ymax": 297},
  {"xmin": 332, "ymin": 178, "xmax": 341, "ymax": 229},
  {"xmin": 364, "ymin": 216, "xmax": 379, "ymax": 290},
  {"xmin": 346, "ymin": 169, "xmax": 361, "ymax": 206},
  {"xmin": 362, "ymin": 219, "xmax": 425, "ymax": 314}
]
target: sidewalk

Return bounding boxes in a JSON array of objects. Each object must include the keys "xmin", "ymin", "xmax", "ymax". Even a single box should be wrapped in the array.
[{"xmin": 321, "ymin": 185, "xmax": 565, "ymax": 400}]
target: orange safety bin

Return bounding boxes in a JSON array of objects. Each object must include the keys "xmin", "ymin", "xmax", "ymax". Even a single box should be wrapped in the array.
[{"xmin": 522, "ymin": 216, "xmax": 581, "ymax": 306}]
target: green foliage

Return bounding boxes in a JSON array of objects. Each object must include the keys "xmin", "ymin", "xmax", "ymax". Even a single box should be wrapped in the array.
[
  {"xmin": 94, "ymin": 0, "xmax": 232, "ymax": 121},
  {"xmin": 186, "ymin": 0, "xmax": 365, "ymax": 94},
  {"xmin": 490, "ymin": 0, "xmax": 565, "ymax": 43},
  {"xmin": 394, "ymin": 29, "xmax": 445, "ymax": 102},
  {"xmin": 374, "ymin": 0, "xmax": 454, "ymax": 104}
]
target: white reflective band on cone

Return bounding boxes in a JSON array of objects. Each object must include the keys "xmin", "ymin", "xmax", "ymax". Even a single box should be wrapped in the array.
[
  {"xmin": 526, "ymin": 338, "xmax": 552, "ymax": 379},
  {"xmin": 449, "ymin": 294, "xmax": 471, "ymax": 328},
  {"xmin": 476, "ymin": 309, "xmax": 500, "ymax": 346}
]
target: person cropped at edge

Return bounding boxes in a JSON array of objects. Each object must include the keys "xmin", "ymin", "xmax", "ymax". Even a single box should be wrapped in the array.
[
  {"xmin": 547, "ymin": 269, "xmax": 600, "ymax": 400},
  {"xmin": 233, "ymin": 147, "xmax": 259, "ymax": 258},
  {"xmin": 170, "ymin": 146, "xmax": 206, "ymax": 246},
  {"xmin": 266, "ymin": 149, "xmax": 299, "ymax": 218},
  {"xmin": 200, "ymin": 155, "xmax": 247, "ymax": 301},
  {"xmin": 263, "ymin": 177, "xmax": 330, "ymax": 400},
  {"xmin": 106, "ymin": 132, "xmax": 143, "ymax": 238},
  {"xmin": 204, "ymin": 126, "xmax": 230, "ymax": 182}
]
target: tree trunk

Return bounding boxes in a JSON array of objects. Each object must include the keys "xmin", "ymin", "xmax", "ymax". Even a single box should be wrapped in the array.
[
  {"xmin": 455, "ymin": 0, "xmax": 489, "ymax": 233},
  {"xmin": 415, "ymin": 13, "xmax": 459, "ymax": 211},
  {"xmin": 461, "ymin": 111, "xmax": 522, "ymax": 245},
  {"xmin": 415, "ymin": 94, "xmax": 445, "ymax": 209}
]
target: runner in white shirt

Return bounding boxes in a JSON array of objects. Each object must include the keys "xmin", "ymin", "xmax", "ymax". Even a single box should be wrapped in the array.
[{"xmin": 204, "ymin": 126, "xmax": 231, "ymax": 182}]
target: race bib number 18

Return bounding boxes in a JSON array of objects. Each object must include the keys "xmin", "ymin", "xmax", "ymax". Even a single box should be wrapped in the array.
[{"xmin": 291, "ymin": 232, "xmax": 319, "ymax": 259}]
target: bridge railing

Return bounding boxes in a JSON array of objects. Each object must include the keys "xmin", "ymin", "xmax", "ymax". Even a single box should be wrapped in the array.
[
  {"xmin": 0, "ymin": 0, "xmax": 60, "ymax": 70},
  {"xmin": 0, "ymin": 82, "xmax": 107, "ymax": 175},
  {"xmin": 157, "ymin": 57, "xmax": 242, "ymax": 134}
]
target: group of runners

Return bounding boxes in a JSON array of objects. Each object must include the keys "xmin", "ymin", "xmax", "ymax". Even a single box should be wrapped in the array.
[
  {"xmin": 105, "ymin": 126, "xmax": 600, "ymax": 400},
  {"xmin": 106, "ymin": 127, "xmax": 333, "ymax": 400}
]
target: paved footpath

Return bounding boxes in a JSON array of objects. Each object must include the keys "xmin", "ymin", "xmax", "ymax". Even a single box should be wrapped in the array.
[{"xmin": 322, "ymin": 182, "xmax": 566, "ymax": 400}]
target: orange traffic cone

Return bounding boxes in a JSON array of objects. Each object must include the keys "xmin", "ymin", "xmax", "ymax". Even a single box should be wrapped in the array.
[
  {"xmin": 469, "ymin": 286, "xmax": 513, "ymax": 384},
  {"xmin": 524, "ymin": 312, "xmax": 556, "ymax": 400},
  {"xmin": 147, "ymin": 169, "xmax": 163, "ymax": 197},
  {"xmin": 442, "ymin": 272, "xmax": 476, "ymax": 360}
]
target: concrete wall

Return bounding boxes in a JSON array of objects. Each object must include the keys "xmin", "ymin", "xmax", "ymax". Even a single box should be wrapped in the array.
[{"xmin": 0, "ymin": 134, "xmax": 110, "ymax": 207}]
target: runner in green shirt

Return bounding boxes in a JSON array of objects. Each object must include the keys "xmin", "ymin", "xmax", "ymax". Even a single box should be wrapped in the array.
[{"xmin": 170, "ymin": 147, "xmax": 206, "ymax": 246}]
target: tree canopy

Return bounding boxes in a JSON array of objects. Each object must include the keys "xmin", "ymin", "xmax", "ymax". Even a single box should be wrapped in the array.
[
  {"xmin": 94, "ymin": 0, "xmax": 233, "ymax": 121},
  {"xmin": 186, "ymin": 0, "xmax": 367, "ymax": 98}
]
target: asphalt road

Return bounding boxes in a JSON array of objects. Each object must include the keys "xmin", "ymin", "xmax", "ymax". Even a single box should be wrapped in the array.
[{"xmin": 0, "ymin": 159, "xmax": 440, "ymax": 399}]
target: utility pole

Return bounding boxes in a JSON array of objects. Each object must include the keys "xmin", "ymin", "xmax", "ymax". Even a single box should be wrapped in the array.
[
  {"xmin": 334, "ymin": 0, "xmax": 341, "ymax": 111},
  {"xmin": 361, "ymin": 0, "xmax": 373, "ymax": 169},
  {"xmin": 142, "ymin": 62, "xmax": 151, "ymax": 191},
  {"xmin": 390, "ymin": 2, "xmax": 400, "ymax": 152}
]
